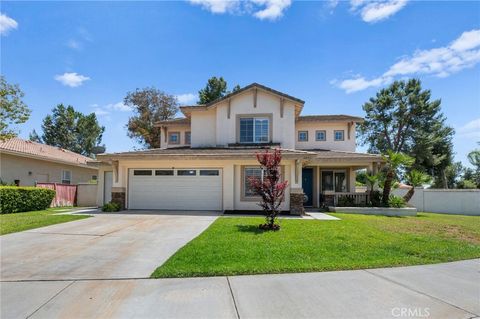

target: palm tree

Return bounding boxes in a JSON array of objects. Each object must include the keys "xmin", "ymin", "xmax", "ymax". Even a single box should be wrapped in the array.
[
  {"xmin": 403, "ymin": 170, "xmax": 431, "ymax": 202},
  {"xmin": 382, "ymin": 150, "xmax": 414, "ymax": 206},
  {"xmin": 467, "ymin": 147, "xmax": 480, "ymax": 169}
]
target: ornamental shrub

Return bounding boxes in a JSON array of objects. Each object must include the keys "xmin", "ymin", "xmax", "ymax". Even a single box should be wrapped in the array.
[
  {"xmin": 0, "ymin": 186, "xmax": 55, "ymax": 214},
  {"xmin": 102, "ymin": 201, "xmax": 120, "ymax": 212},
  {"xmin": 388, "ymin": 195, "xmax": 406, "ymax": 208}
]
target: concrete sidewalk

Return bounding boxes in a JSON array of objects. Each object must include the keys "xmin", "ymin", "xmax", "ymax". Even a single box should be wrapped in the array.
[{"xmin": 2, "ymin": 259, "xmax": 478, "ymax": 319}]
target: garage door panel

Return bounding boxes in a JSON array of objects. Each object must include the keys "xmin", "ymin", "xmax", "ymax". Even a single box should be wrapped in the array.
[{"xmin": 128, "ymin": 169, "xmax": 222, "ymax": 210}]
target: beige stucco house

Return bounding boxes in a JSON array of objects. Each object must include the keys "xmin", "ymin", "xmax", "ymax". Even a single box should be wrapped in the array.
[
  {"xmin": 96, "ymin": 83, "xmax": 382, "ymax": 213},
  {"xmin": 0, "ymin": 138, "xmax": 98, "ymax": 186}
]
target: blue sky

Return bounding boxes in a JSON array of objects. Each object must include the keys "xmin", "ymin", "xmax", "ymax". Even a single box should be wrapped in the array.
[{"xmin": 1, "ymin": 1, "xmax": 479, "ymax": 166}]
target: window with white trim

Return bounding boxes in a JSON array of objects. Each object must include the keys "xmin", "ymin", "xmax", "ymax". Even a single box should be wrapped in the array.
[
  {"xmin": 244, "ymin": 167, "xmax": 264, "ymax": 197},
  {"xmin": 62, "ymin": 170, "xmax": 72, "ymax": 184},
  {"xmin": 315, "ymin": 130, "xmax": 326, "ymax": 141},
  {"xmin": 239, "ymin": 117, "xmax": 269, "ymax": 143},
  {"xmin": 169, "ymin": 132, "xmax": 180, "ymax": 144},
  {"xmin": 298, "ymin": 131, "xmax": 308, "ymax": 142},
  {"xmin": 334, "ymin": 130, "xmax": 344, "ymax": 141}
]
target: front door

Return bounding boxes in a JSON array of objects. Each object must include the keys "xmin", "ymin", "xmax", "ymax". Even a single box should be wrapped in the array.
[{"xmin": 302, "ymin": 168, "xmax": 313, "ymax": 207}]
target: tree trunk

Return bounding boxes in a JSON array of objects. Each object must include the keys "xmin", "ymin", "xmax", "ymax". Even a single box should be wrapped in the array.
[
  {"xmin": 382, "ymin": 171, "xmax": 394, "ymax": 206},
  {"xmin": 403, "ymin": 187, "xmax": 415, "ymax": 203}
]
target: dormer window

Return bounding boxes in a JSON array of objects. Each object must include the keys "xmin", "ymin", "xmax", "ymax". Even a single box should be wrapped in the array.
[{"xmin": 239, "ymin": 117, "xmax": 270, "ymax": 143}]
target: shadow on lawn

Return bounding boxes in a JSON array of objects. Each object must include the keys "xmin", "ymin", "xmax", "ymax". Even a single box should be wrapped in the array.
[{"xmin": 236, "ymin": 224, "xmax": 266, "ymax": 235}]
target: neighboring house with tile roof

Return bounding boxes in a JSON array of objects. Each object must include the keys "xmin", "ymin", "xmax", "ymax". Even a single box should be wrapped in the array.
[
  {"xmin": 96, "ymin": 83, "xmax": 383, "ymax": 213},
  {"xmin": 0, "ymin": 138, "xmax": 98, "ymax": 186}
]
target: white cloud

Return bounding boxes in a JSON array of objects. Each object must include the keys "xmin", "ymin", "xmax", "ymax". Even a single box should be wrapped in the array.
[
  {"xmin": 349, "ymin": 0, "xmax": 408, "ymax": 23},
  {"xmin": 66, "ymin": 39, "xmax": 82, "ymax": 50},
  {"xmin": 251, "ymin": 0, "xmax": 291, "ymax": 20},
  {"xmin": 450, "ymin": 29, "xmax": 480, "ymax": 52},
  {"xmin": 335, "ymin": 29, "xmax": 480, "ymax": 93},
  {"xmin": 188, "ymin": 0, "xmax": 291, "ymax": 20},
  {"xmin": 175, "ymin": 93, "xmax": 197, "ymax": 104},
  {"xmin": 106, "ymin": 102, "xmax": 132, "ymax": 112},
  {"xmin": 91, "ymin": 101, "xmax": 132, "ymax": 119},
  {"xmin": 93, "ymin": 108, "xmax": 110, "ymax": 117},
  {"xmin": 189, "ymin": 0, "xmax": 238, "ymax": 13},
  {"xmin": 457, "ymin": 118, "xmax": 480, "ymax": 140},
  {"xmin": 0, "ymin": 13, "xmax": 18, "ymax": 36},
  {"xmin": 333, "ymin": 76, "xmax": 392, "ymax": 94},
  {"xmin": 54, "ymin": 72, "xmax": 90, "ymax": 87}
]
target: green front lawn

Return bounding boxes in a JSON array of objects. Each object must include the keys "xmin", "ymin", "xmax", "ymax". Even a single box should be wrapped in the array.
[
  {"xmin": 0, "ymin": 207, "xmax": 90, "ymax": 235},
  {"xmin": 152, "ymin": 213, "xmax": 480, "ymax": 278}
]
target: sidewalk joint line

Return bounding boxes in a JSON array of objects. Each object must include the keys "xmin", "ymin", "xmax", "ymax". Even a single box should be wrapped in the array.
[
  {"xmin": 226, "ymin": 276, "xmax": 241, "ymax": 319},
  {"xmin": 363, "ymin": 269, "xmax": 479, "ymax": 317},
  {"xmin": 1, "ymin": 277, "xmax": 151, "ymax": 283},
  {"xmin": 26, "ymin": 280, "xmax": 76, "ymax": 318}
]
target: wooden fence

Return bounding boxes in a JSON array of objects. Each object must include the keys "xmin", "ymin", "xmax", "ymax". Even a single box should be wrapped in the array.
[{"xmin": 36, "ymin": 183, "xmax": 77, "ymax": 207}]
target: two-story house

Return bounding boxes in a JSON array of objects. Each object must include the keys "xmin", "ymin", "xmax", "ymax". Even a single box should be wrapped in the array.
[{"xmin": 96, "ymin": 83, "xmax": 382, "ymax": 213}]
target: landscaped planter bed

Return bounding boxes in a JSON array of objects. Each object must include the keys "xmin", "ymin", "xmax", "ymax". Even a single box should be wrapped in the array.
[{"xmin": 329, "ymin": 206, "xmax": 417, "ymax": 216}]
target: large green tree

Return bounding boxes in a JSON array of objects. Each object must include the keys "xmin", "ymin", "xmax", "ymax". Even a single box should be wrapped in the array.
[
  {"xmin": 359, "ymin": 79, "xmax": 454, "ymax": 188},
  {"xmin": 197, "ymin": 76, "xmax": 240, "ymax": 104},
  {"xmin": 0, "ymin": 76, "xmax": 31, "ymax": 140},
  {"xmin": 31, "ymin": 104, "xmax": 104, "ymax": 157},
  {"xmin": 124, "ymin": 87, "xmax": 178, "ymax": 149}
]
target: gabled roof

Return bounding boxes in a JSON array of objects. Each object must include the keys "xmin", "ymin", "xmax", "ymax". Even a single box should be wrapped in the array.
[
  {"xmin": 180, "ymin": 83, "xmax": 304, "ymax": 117},
  {"xmin": 204, "ymin": 82, "xmax": 305, "ymax": 106},
  {"xmin": 0, "ymin": 137, "xmax": 97, "ymax": 168},
  {"xmin": 297, "ymin": 115, "xmax": 364, "ymax": 123}
]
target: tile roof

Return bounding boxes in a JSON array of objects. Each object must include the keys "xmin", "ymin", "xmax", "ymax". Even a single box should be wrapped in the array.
[
  {"xmin": 308, "ymin": 149, "xmax": 383, "ymax": 161},
  {"xmin": 0, "ymin": 137, "xmax": 95, "ymax": 167},
  {"xmin": 156, "ymin": 118, "xmax": 191, "ymax": 125},
  {"xmin": 97, "ymin": 146, "xmax": 316, "ymax": 160},
  {"xmin": 297, "ymin": 115, "xmax": 364, "ymax": 123},
  {"xmin": 97, "ymin": 146, "xmax": 382, "ymax": 162}
]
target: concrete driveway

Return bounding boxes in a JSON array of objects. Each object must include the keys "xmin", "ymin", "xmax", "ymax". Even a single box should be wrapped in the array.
[{"xmin": 0, "ymin": 210, "xmax": 220, "ymax": 281}]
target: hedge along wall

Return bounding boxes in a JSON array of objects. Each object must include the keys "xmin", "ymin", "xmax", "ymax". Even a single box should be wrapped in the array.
[{"xmin": 0, "ymin": 186, "xmax": 56, "ymax": 214}]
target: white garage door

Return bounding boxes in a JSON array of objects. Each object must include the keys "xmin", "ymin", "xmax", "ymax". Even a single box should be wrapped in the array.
[{"xmin": 128, "ymin": 168, "xmax": 222, "ymax": 210}]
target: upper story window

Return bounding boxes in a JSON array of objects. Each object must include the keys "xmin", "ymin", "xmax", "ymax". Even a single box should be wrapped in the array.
[
  {"xmin": 168, "ymin": 132, "xmax": 180, "ymax": 144},
  {"xmin": 239, "ymin": 117, "xmax": 269, "ymax": 143},
  {"xmin": 316, "ymin": 130, "xmax": 326, "ymax": 141},
  {"xmin": 334, "ymin": 130, "xmax": 344, "ymax": 141},
  {"xmin": 298, "ymin": 131, "xmax": 308, "ymax": 142},
  {"xmin": 62, "ymin": 170, "xmax": 72, "ymax": 184},
  {"xmin": 185, "ymin": 132, "xmax": 191, "ymax": 145}
]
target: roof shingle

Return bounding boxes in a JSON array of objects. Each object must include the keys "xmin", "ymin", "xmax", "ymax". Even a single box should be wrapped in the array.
[
  {"xmin": 297, "ymin": 115, "xmax": 364, "ymax": 123},
  {"xmin": 0, "ymin": 138, "xmax": 94, "ymax": 166}
]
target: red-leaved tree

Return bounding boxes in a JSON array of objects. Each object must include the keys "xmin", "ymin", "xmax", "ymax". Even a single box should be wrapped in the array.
[{"xmin": 248, "ymin": 149, "xmax": 289, "ymax": 230}]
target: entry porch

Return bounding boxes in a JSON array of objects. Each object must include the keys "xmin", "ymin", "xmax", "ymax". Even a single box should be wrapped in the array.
[{"xmin": 300, "ymin": 152, "xmax": 383, "ymax": 208}]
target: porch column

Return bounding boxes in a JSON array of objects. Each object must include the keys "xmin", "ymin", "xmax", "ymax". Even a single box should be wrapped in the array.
[{"xmin": 290, "ymin": 160, "xmax": 304, "ymax": 215}]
